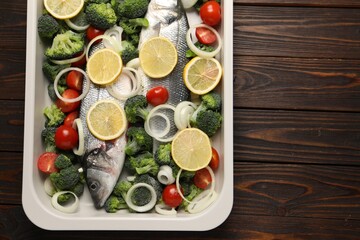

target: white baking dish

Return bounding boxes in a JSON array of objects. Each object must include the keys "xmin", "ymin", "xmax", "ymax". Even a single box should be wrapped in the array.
[{"xmin": 22, "ymin": 0, "xmax": 233, "ymax": 230}]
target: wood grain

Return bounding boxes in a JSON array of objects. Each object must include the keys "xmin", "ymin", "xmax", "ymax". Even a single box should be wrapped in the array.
[
  {"xmin": 234, "ymin": 109, "xmax": 360, "ymax": 165},
  {"xmin": 234, "ymin": 0, "xmax": 360, "ymax": 8},
  {"xmin": 0, "ymin": 152, "xmax": 22, "ymax": 205},
  {"xmin": 233, "ymin": 6, "xmax": 360, "ymax": 59},
  {"xmin": 234, "ymin": 56, "xmax": 360, "ymax": 111}
]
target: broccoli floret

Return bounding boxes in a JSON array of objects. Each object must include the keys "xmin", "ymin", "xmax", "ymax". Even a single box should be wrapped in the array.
[
  {"xmin": 120, "ymin": 41, "xmax": 139, "ymax": 64},
  {"xmin": 43, "ymin": 104, "xmax": 66, "ymax": 127},
  {"xmin": 125, "ymin": 126, "xmax": 153, "ymax": 156},
  {"xmin": 42, "ymin": 61, "xmax": 71, "ymax": 83},
  {"xmin": 125, "ymin": 151, "xmax": 153, "ymax": 174},
  {"xmin": 179, "ymin": 184, "xmax": 203, "ymax": 210},
  {"xmin": 45, "ymin": 30, "xmax": 85, "ymax": 60},
  {"xmin": 113, "ymin": 179, "xmax": 133, "ymax": 199},
  {"xmin": 54, "ymin": 154, "xmax": 72, "ymax": 169},
  {"xmin": 86, "ymin": 3, "xmax": 117, "ymax": 30},
  {"xmin": 124, "ymin": 95, "xmax": 149, "ymax": 123},
  {"xmin": 71, "ymin": 182, "xmax": 85, "ymax": 197},
  {"xmin": 50, "ymin": 166, "xmax": 80, "ymax": 190},
  {"xmin": 154, "ymin": 143, "xmax": 180, "ymax": 178},
  {"xmin": 128, "ymin": 34, "xmax": 140, "ymax": 47},
  {"xmin": 186, "ymin": 42, "xmax": 215, "ymax": 58},
  {"xmin": 119, "ymin": 18, "xmax": 149, "ymax": 35},
  {"xmin": 116, "ymin": 0, "xmax": 149, "ymax": 19},
  {"xmin": 37, "ymin": 14, "xmax": 60, "ymax": 39},
  {"xmin": 104, "ymin": 195, "xmax": 128, "ymax": 213},
  {"xmin": 131, "ymin": 186, "xmax": 153, "ymax": 207},
  {"xmin": 87, "ymin": 0, "xmax": 110, "ymax": 4},
  {"xmin": 47, "ymin": 84, "xmax": 67, "ymax": 101},
  {"xmin": 134, "ymin": 174, "xmax": 163, "ymax": 201},
  {"xmin": 41, "ymin": 127, "xmax": 57, "ymax": 152},
  {"xmin": 125, "ymin": 151, "xmax": 158, "ymax": 176},
  {"xmin": 195, "ymin": 110, "xmax": 222, "ymax": 137}
]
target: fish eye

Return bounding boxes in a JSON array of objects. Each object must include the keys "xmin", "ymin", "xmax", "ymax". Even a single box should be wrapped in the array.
[{"xmin": 90, "ymin": 182, "xmax": 99, "ymax": 191}]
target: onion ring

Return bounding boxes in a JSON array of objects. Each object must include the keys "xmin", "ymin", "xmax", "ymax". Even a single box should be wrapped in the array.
[
  {"xmin": 72, "ymin": 118, "xmax": 85, "ymax": 156},
  {"xmin": 86, "ymin": 35, "xmax": 120, "ymax": 61},
  {"xmin": 174, "ymin": 101, "xmax": 197, "ymax": 130},
  {"xmin": 155, "ymin": 203, "xmax": 177, "ymax": 215},
  {"xmin": 50, "ymin": 47, "xmax": 86, "ymax": 65},
  {"xmin": 157, "ymin": 165, "xmax": 175, "ymax": 185},
  {"xmin": 65, "ymin": 18, "xmax": 90, "ymax": 32},
  {"xmin": 103, "ymin": 26, "xmax": 124, "ymax": 50},
  {"xmin": 51, "ymin": 191, "xmax": 80, "ymax": 213},
  {"xmin": 54, "ymin": 67, "xmax": 90, "ymax": 103},
  {"xmin": 125, "ymin": 183, "xmax": 157, "ymax": 212}
]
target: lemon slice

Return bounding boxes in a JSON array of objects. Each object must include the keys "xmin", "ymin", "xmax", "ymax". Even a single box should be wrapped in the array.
[
  {"xmin": 171, "ymin": 128, "xmax": 212, "ymax": 171},
  {"xmin": 139, "ymin": 37, "xmax": 178, "ymax": 78},
  {"xmin": 44, "ymin": 0, "xmax": 84, "ymax": 20},
  {"xmin": 87, "ymin": 48, "xmax": 123, "ymax": 85},
  {"xmin": 183, "ymin": 56, "xmax": 222, "ymax": 95},
  {"xmin": 87, "ymin": 100, "xmax": 127, "ymax": 140}
]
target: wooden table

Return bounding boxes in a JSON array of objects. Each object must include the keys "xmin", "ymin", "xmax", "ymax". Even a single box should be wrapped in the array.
[{"xmin": 1, "ymin": 0, "xmax": 360, "ymax": 239}]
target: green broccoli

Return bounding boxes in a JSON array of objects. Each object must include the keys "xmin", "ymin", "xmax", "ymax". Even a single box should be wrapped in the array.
[
  {"xmin": 86, "ymin": 3, "xmax": 117, "ymax": 30},
  {"xmin": 50, "ymin": 166, "xmax": 80, "ymax": 190},
  {"xmin": 125, "ymin": 126, "xmax": 153, "ymax": 156},
  {"xmin": 119, "ymin": 18, "xmax": 149, "ymax": 35},
  {"xmin": 120, "ymin": 41, "xmax": 138, "ymax": 64},
  {"xmin": 124, "ymin": 95, "xmax": 149, "ymax": 123},
  {"xmin": 128, "ymin": 34, "xmax": 140, "ymax": 47},
  {"xmin": 47, "ymin": 83, "xmax": 67, "ymax": 102},
  {"xmin": 116, "ymin": 0, "xmax": 149, "ymax": 19},
  {"xmin": 87, "ymin": 0, "xmax": 110, "ymax": 4},
  {"xmin": 54, "ymin": 154, "xmax": 72, "ymax": 169},
  {"xmin": 71, "ymin": 182, "xmax": 85, "ymax": 197},
  {"xmin": 125, "ymin": 151, "xmax": 159, "ymax": 176},
  {"xmin": 42, "ymin": 61, "xmax": 70, "ymax": 83},
  {"xmin": 179, "ymin": 184, "xmax": 203, "ymax": 210},
  {"xmin": 195, "ymin": 110, "xmax": 222, "ymax": 137},
  {"xmin": 41, "ymin": 127, "xmax": 57, "ymax": 152},
  {"xmin": 104, "ymin": 195, "xmax": 128, "ymax": 213},
  {"xmin": 134, "ymin": 174, "xmax": 163, "ymax": 201},
  {"xmin": 113, "ymin": 179, "xmax": 133, "ymax": 199},
  {"xmin": 130, "ymin": 186, "xmax": 153, "ymax": 207},
  {"xmin": 154, "ymin": 143, "xmax": 180, "ymax": 178},
  {"xmin": 43, "ymin": 104, "xmax": 66, "ymax": 127},
  {"xmin": 37, "ymin": 14, "xmax": 60, "ymax": 39},
  {"xmin": 45, "ymin": 30, "xmax": 85, "ymax": 60}
]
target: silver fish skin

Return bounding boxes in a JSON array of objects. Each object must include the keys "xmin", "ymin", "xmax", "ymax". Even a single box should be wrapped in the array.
[
  {"xmin": 80, "ymin": 80, "xmax": 126, "ymax": 209},
  {"xmin": 138, "ymin": 0, "xmax": 190, "ymax": 105}
]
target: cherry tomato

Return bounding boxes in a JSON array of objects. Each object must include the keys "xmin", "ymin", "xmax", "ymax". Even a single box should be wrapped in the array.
[
  {"xmin": 199, "ymin": 1, "xmax": 221, "ymax": 26},
  {"xmin": 55, "ymin": 125, "xmax": 79, "ymax": 150},
  {"xmin": 63, "ymin": 111, "xmax": 79, "ymax": 127},
  {"xmin": 71, "ymin": 52, "xmax": 86, "ymax": 67},
  {"xmin": 196, "ymin": 27, "xmax": 217, "ymax": 45},
  {"xmin": 66, "ymin": 70, "xmax": 83, "ymax": 91},
  {"xmin": 146, "ymin": 86, "xmax": 169, "ymax": 106},
  {"xmin": 37, "ymin": 152, "xmax": 59, "ymax": 174},
  {"xmin": 162, "ymin": 184, "xmax": 183, "ymax": 208},
  {"xmin": 55, "ymin": 89, "xmax": 81, "ymax": 113},
  {"xmin": 209, "ymin": 147, "xmax": 220, "ymax": 171},
  {"xmin": 86, "ymin": 26, "xmax": 105, "ymax": 43},
  {"xmin": 194, "ymin": 168, "xmax": 212, "ymax": 189}
]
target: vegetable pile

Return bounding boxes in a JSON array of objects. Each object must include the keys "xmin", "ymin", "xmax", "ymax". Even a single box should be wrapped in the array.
[{"xmin": 37, "ymin": 0, "xmax": 224, "ymax": 215}]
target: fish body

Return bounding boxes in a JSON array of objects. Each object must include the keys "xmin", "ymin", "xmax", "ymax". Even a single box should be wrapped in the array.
[
  {"xmin": 139, "ymin": 0, "xmax": 190, "ymax": 105},
  {"xmin": 80, "ymin": 83, "xmax": 126, "ymax": 209}
]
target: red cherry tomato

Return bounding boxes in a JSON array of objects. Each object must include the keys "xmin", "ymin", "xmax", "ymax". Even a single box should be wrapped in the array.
[
  {"xmin": 71, "ymin": 52, "xmax": 86, "ymax": 67},
  {"xmin": 162, "ymin": 184, "xmax": 183, "ymax": 208},
  {"xmin": 86, "ymin": 26, "xmax": 105, "ymax": 43},
  {"xmin": 196, "ymin": 27, "xmax": 217, "ymax": 45},
  {"xmin": 55, "ymin": 89, "xmax": 81, "ymax": 113},
  {"xmin": 63, "ymin": 111, "xmax": 79, "ymax": 127},
  {"xmin": 199, "ymin": 1, "xmax": 221, "ymax": 26},
  {"xmin": 37, "ymin": 152, "xmax": 59, "ymax": 174},
  {"xmin": 209, "ymin": 147, "xmax": 219, "ymax": 171},
  {"xmin": 66, "ymin": 70, "xmax": 83, "ymax": 91},
  {"xmin": 55, "ymin": 125, "xmax": 79, "ymax": 150},
  {"xmin": 194, "ymin": 168, "xmax": 212, "ymax": 189},
  {"xmin": 146, "ymin": 86, "xmax": 169, "ymax": 106}
]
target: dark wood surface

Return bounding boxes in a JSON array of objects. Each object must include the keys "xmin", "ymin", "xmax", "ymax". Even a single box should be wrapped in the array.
[{"xmin": 1, "ymin": 0, "xmax": 360, "ymax": 239}]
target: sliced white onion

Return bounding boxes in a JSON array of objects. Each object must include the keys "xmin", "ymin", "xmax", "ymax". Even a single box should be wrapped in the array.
[
  {"xmin": 44, "ymin": 176, "xmax": 56, "ymax": 196},
  {"xmin": 174, "ymin": 101, "xmax": 197, "ymax": 130},
  {"xmin": 103, "ymin": 26, "xmax": 124, "ymax": 51},
  {"xmin": 186, "ymin": 24, "xmax": 222, "ymax": 58},
  {"xmin": 181, "ymin": 0, "xmax": 198, "ymax": 9},
  {"xmin": 125, "ymin": 183, "xmax": 157, "ymax": 212},
  {"xmin": 126, "ymin": 58, "xmax": 140, "ymax": 69},
  {"xmin": 157, "ymin": 165, "xmax": 175, "ymax": 185},
  {"xmin": 106, "ymin": 67, "xmax": 142, "ymax": 101},
  {"xmin": 187, "ymin": 190, "xmax": 218, "ymax": 214},
  {"xmin": 51, "ymin": 191, "xmax": 80, "ymax": 213},
  {"xmin": 176, "ymin": 166, "xmax": 216, "ymax": 205},
  {"xmin": 50, "ymin": 46, "xmax": 86, "ymax": 65},
  {"xmin": 65, "ymin": 18, "xmax": 90, "ymax": 32},
  {"xmin": 72, "ymin": 118, "xmax": 85, "ymax": 156},
  {"xmin": 54, "ymin": 67, "xmax": 90, "ymax": 103},
  {"xmin": 126, "ymin": 175, "xmax": 136, "ymax": 182},
  {"xmin": 86, "ymin": 35, "xmax": 120, "ymax": 61},
  {"xmin": 155, "ymin": 203, "xmax": 177, "ymax": 215},
  {"xmin": 144, "ymin": 104, "xmax": 177, "ymax": 142}
]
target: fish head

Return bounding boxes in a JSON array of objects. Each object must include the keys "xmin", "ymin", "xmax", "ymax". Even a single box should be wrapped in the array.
[{"xmin": 83, "ymin": 146, "xmax": 122, "ymax": 208}]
